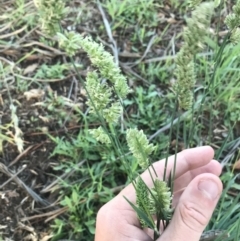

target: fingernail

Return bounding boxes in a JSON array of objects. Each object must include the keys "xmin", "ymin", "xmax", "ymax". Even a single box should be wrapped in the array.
[{"xmin": 198, "ymin": 179, "xmax": 219, "ymax": 200}]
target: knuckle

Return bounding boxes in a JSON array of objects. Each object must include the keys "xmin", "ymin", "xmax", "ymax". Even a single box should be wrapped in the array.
[{"xmin": 179, "ymin": 201, "xmax": 209, "ymax": 231}]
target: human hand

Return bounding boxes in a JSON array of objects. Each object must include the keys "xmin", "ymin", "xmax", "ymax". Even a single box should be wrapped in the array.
[{"xmin": 95, "ymin": 146, "xmax": 223, "ymax": 241}]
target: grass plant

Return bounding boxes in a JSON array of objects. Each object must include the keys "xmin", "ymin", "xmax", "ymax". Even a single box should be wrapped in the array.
[{"xmin": 1, "ymin": 0, "xmax": 240, "ymax": 240}]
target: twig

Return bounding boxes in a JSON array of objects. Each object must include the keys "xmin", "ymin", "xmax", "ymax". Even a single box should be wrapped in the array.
[
  {"xmin": 120, "ymin": 62, "xmax": 150, "ymax": 85},
  {"xmin": 0, "ymin": 22, "xmax": 12, "ymax": 33},
  {"xmin": 22, "ymin": 41, "xmax": 65, "ymax": 55},
  {"xmin": 20, "ymin": 206, "xmax": 68, "ymax": 222},
  {"xmin": 0, "ymin": 164, "xmax": 26, "ymax": 189},
  {"xmin": 8, "ymin": 145, "xmax": 35, "ymax": 167},
  {"xmin": 129, "ymin": 34, "xmax": 157, "ymax": 68},
  {"xmin": 12, "ymin": 72, "xmax": 77, "ymax": 83},
  {"xmin": 40, "ymin": 160, "xmax": 86, "ymax": 193},
  {"xmin": 0, "ymin": 25, "xmax": 27, "ymax": 39},
  {"xmin": 0, "ymin": 162, "xmax": 50, "ymax": 206}
]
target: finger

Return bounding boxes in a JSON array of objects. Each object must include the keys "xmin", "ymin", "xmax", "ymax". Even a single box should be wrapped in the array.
[
  {"xmin": 164, "ymin": 146, "xmax": 215, "ymax": 179},
  {"xmin": 173, "ymin": 160, "xmax": 222, "ymax": 193},
  {"xmin": 172, "ymin": 160, "xmax": 222, "ymax": 207},
  {"xmin": 119, "ymin": 146, "xmax": 214, "ymax": 203},
  {"xmin": 158, "ymin": 173, "xmax": 222, "ymax": 241}
]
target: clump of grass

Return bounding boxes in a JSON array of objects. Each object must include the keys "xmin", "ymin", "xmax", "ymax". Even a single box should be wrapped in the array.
[
  {"xmin": 103, "ymin": 0, "xmax": 159, "ymax": 28},
  {"xmin": 33, "ymin": 0, "xmax": 69, "ymax": 35}
]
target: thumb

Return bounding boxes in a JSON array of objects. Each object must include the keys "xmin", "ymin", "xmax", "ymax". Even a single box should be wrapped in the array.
[{"xmin": 159, "ymin": 174, "xmax": 222, "ymax": 241}]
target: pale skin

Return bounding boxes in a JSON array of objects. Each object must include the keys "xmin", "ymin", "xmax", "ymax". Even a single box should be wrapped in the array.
[{"xmin": 95, "ymin": 146, "xmax": 223, "ymax": 241}]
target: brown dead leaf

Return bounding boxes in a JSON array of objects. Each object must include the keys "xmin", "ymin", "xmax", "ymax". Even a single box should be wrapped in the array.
[
  {"xmin": 167, "ymin": 17, "xmax": 177, "ymax": 24},
  {"xmin": 39, "ymin": 116, "xmax": 50, "ymax": 123},
  {"xmin": 0, "ymin": 225, "xmax": 7, "ymax": 229},
  {"xmin": 2, "ymin": 49, "xmax": 20, "ymax": 57},
  {"xmin": 0, "ymin": 192, "xmax": 9, "ymax": 203},
  {"xmin": 7, "ymin": 190, "xmax": 19, "ymax": 198},
  {"xmin": 80, "ymin": 88, "xmax": 87, "ymax": 97},
  {"xmin": 23, "ymin": 233, "xmax": 38, "ymax": 241},
  {"xmin": 24, "ymin": 89, "xmax": 45, "ymax": 101},
  {"xmin": 0, "ymin": 94, "xmax": 3, "ymax": 106},
  {"xmin": 233, "ymin": 160, "xmax": 240, "ymax": 170},
  {"xmin": 25, "ymin": 54, "xmax": 45, "ymax": 60},
  {"xmin": 23, "ymin": 63, "xmax": 39, "ymax": 75},
  {"xmin": 40, "ymin": 234, "xmax": 54, "ymax": 241}
]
